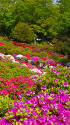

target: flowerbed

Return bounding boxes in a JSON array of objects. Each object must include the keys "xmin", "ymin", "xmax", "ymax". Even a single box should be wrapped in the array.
[{"xmin": 0, "ymin": 36, "xmax": 70, "ymax": 125}]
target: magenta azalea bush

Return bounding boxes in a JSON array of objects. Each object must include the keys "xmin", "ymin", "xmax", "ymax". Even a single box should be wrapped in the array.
[
  {"xmin": 0, "ymin": 92, "xmax": 70, "ymax": 125},
  {"xmin": 31, "ymin": 56, "xmax": 40, "ymax": 61}
]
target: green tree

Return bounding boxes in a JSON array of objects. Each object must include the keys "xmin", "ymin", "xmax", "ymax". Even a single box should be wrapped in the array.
[
  {"xmin": 0, "ymin": 0, "xmax": 16, "ymax": 34},
  {"xmin": 57, "ymin": 0, "xmax": 70, "ymax": 13},
  {"xmin": 12, "ymin": 22, "xmax": 37, "ymax": 43},
  {"xmin": 55, "ymin": 0, "xmax": 70, "ymax": 38}
]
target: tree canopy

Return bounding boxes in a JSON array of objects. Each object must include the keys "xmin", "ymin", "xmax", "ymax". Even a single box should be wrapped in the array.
[{"xmin": 0, "ymin": 0, "xmax": 70, "ymax": 41}]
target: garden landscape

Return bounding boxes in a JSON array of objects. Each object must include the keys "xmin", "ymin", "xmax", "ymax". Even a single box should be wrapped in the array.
[{"xmin": 0, "ymin": 0, "xmax": 70, "ymax": 125}]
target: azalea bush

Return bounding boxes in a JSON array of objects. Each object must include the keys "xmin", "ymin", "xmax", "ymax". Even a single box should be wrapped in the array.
[
  {"xmin": 59, "ymin": 57, "xmax": 69, "ymax": 64},
  {"xmin": 35, "ymin": 65, "xmax": 70, "ymax": 95},
  {"xmin": 39, "ymin": 51, "xmax": 48, "ymax": 59},
  {"xmin": 0, "ymin": 91, "xmax": 70, "ymax": 125},
  {"xmin": 0, "ymin": 44, "xmax": 8, "ymax": 53},
  {"xmin": 22, "ymin": 50, "xmax": 32, "ymax": 57},
  {"xmin": 9, "ymin": 46, "xmax": 23, "ymax": 55},
  {"xmin": 0, "ymin": 37, "xmax": 24, "ymax": 55},
  {"xmin": 32, "ymin": 48, "xmax": 41, "ymax": 53},
  {"xmin": 0, "ymin": 76, "xmax": 36, "ymax": 100},
  {"xmin": 48, "ymin": 53, "xmax": 60, "ymax": 62},
  {"xmin": 0, "ymin": 60, "xmax": 33, "ymax": 79}
]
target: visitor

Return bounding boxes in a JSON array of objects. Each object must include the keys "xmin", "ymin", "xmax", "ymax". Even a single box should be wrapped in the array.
[
  {"xmin": 37, "ymin": 61, "xmax": 39, "ymax": 68},
  {"xmin": 17, "ymin": 58, "xmax": 21, "ymax": 61},
  {"xmin": 5, "ymin": 52, "xmax": 8, "ymax": 55},
  {"xmin": 31, "ymin": 60, "xmax": 34, "ymax": 65},
  {"xmin": 39, "ymin": 62, "xmax": 44, "ymax": 68}
]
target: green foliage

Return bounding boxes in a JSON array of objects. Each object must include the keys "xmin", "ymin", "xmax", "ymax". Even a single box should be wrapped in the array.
[
  {"xmin": 21, "ymin": 56, "xmax": 27, "ymax": 62},
  {"xmin": 12, "ymin": 22, "xmax": 36, "ymax": 43},
  {"xmin": 0, "ymin": 60, "xmax": 33, "ymax": 79},
  {"xmin": 39, "ymin": 51, "xmax": 48, "ymax": 58},
  {"xmin": 59, "ymin": 57, "xmax": 69, "ymax": 64},
  {"xmin": 0, "ymin": 95, "xmax": 14, "ymax": 117},
  {"xmin": 51, "ymin": 37, "xmax": 70, "ymax": 55},
  {"xmin": 9, "ymin": 47, "xmax": 23, "ymax": 55}
]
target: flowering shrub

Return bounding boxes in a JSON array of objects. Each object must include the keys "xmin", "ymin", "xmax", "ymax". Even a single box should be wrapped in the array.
[
  {"xmin": 0, "ymin": 60, "xmax": 33, "ymax": 79},
  {"xmin": 31, "ymin": 56, "xmax": 40, "ymax": 61},
  {"xmin": 59, "ymin": 57, "xmax": 69, "ymax": 64},
  {"xmin": 0, "ymin": 41, "xmax": 4, "ymax": 46},
  {"xmin": 35, "ymin": 64, "xmax": 70, "ymax": 95},
  {"xmin": 45, "ymin": 59, "xmax": 54, "ymax": 63},
  {"xmin": 0, "ymin": 92, "xmax": 70, "ymax": 125},
  {"xmin": 24, "ymin": 54, "xmax": 31, "ymax": 60},
  {"xmin": 0, "ymin": 76, "xmax": 36, "ymax": 100},
  {"xmin": 22, "ymin": 50, "xmax": 32, "ymax": 57},
  {"xmin": 9, "ymin": 46, "xmax": 23, "ymax": 55}
]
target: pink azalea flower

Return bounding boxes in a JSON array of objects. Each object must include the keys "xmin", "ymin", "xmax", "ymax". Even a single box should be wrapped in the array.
[
  {"xmin": 41, "ymin": 86, "xmax": 46, "ymax": 90},
  {"xmin": 0, "ymin": 42, "xmax": 4, "ymax": 46},
  {"xmin": 42, "ymin": 57, "xmax": 46, "ymax": 60},
  {"xmin": 25, "ymin": 90, "xmax": 32, "ymax": 96},
  {"xmin": 65, "ymin": 73, "xmax": 68, "ymax": 77},
  {"xmin": 12, "ymin": 54, "xmax": 17, "ymax": 57},
  {"xmin": 54, "ymin": 78, "xmax": 58, "ymax": 83},
  {"xmin": 51, "ymin": 86, "xmax": 54, "ymax": 89},
  {"xmin": 45, "ymin": 59, "xmax": 53, "ymax": 63},
  {"xmin": 38, "ymin": 79, "xmax": 42, "ymax": 82},
  {"xmin": 63, "ymin": 81, "xmax": 68, "ymax": 87},
  {"xmin": 58, "ymin": 89, "xmax": 67, "ymax": 94},
  {"xmin": 56, "ymin": 71, "xmax": 60, "ymax": 76}
]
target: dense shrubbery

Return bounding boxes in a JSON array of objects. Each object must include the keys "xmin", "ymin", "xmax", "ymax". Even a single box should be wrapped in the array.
[
  {"xmin": 51, "ymin": 38, "xmax": 70, "ymax": 55},
  {"xmin": 0, "ymin": 95, "xmax": 14, "ymax": 117},
  {"xmin": 0, "ymin": 60, "xmax": 33, "ymax": 79}
]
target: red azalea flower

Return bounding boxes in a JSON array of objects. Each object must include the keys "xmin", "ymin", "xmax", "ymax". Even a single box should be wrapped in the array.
[
  {"xmin": 50, "ymin": 62, "xmax": 56, "ymax": 66},
  {"xmin": 0, "ymin": 42, "xmax": 4, "ymax": 46},
  {"xmin": 24, "ymin": 54, "xmax": 31, "ymax": 57},
  {"xmin": 42, "ymin": 57, "xmax": 46, "ymax": 60},
  {"xmin": 0, "ymin": 56, "xmax": 3, "ymax": 59}
]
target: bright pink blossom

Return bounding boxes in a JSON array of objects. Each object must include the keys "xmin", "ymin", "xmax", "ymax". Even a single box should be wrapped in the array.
[{"xmin": 63, "ymin": 81, "xmax": 68, "ymax": 87}]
